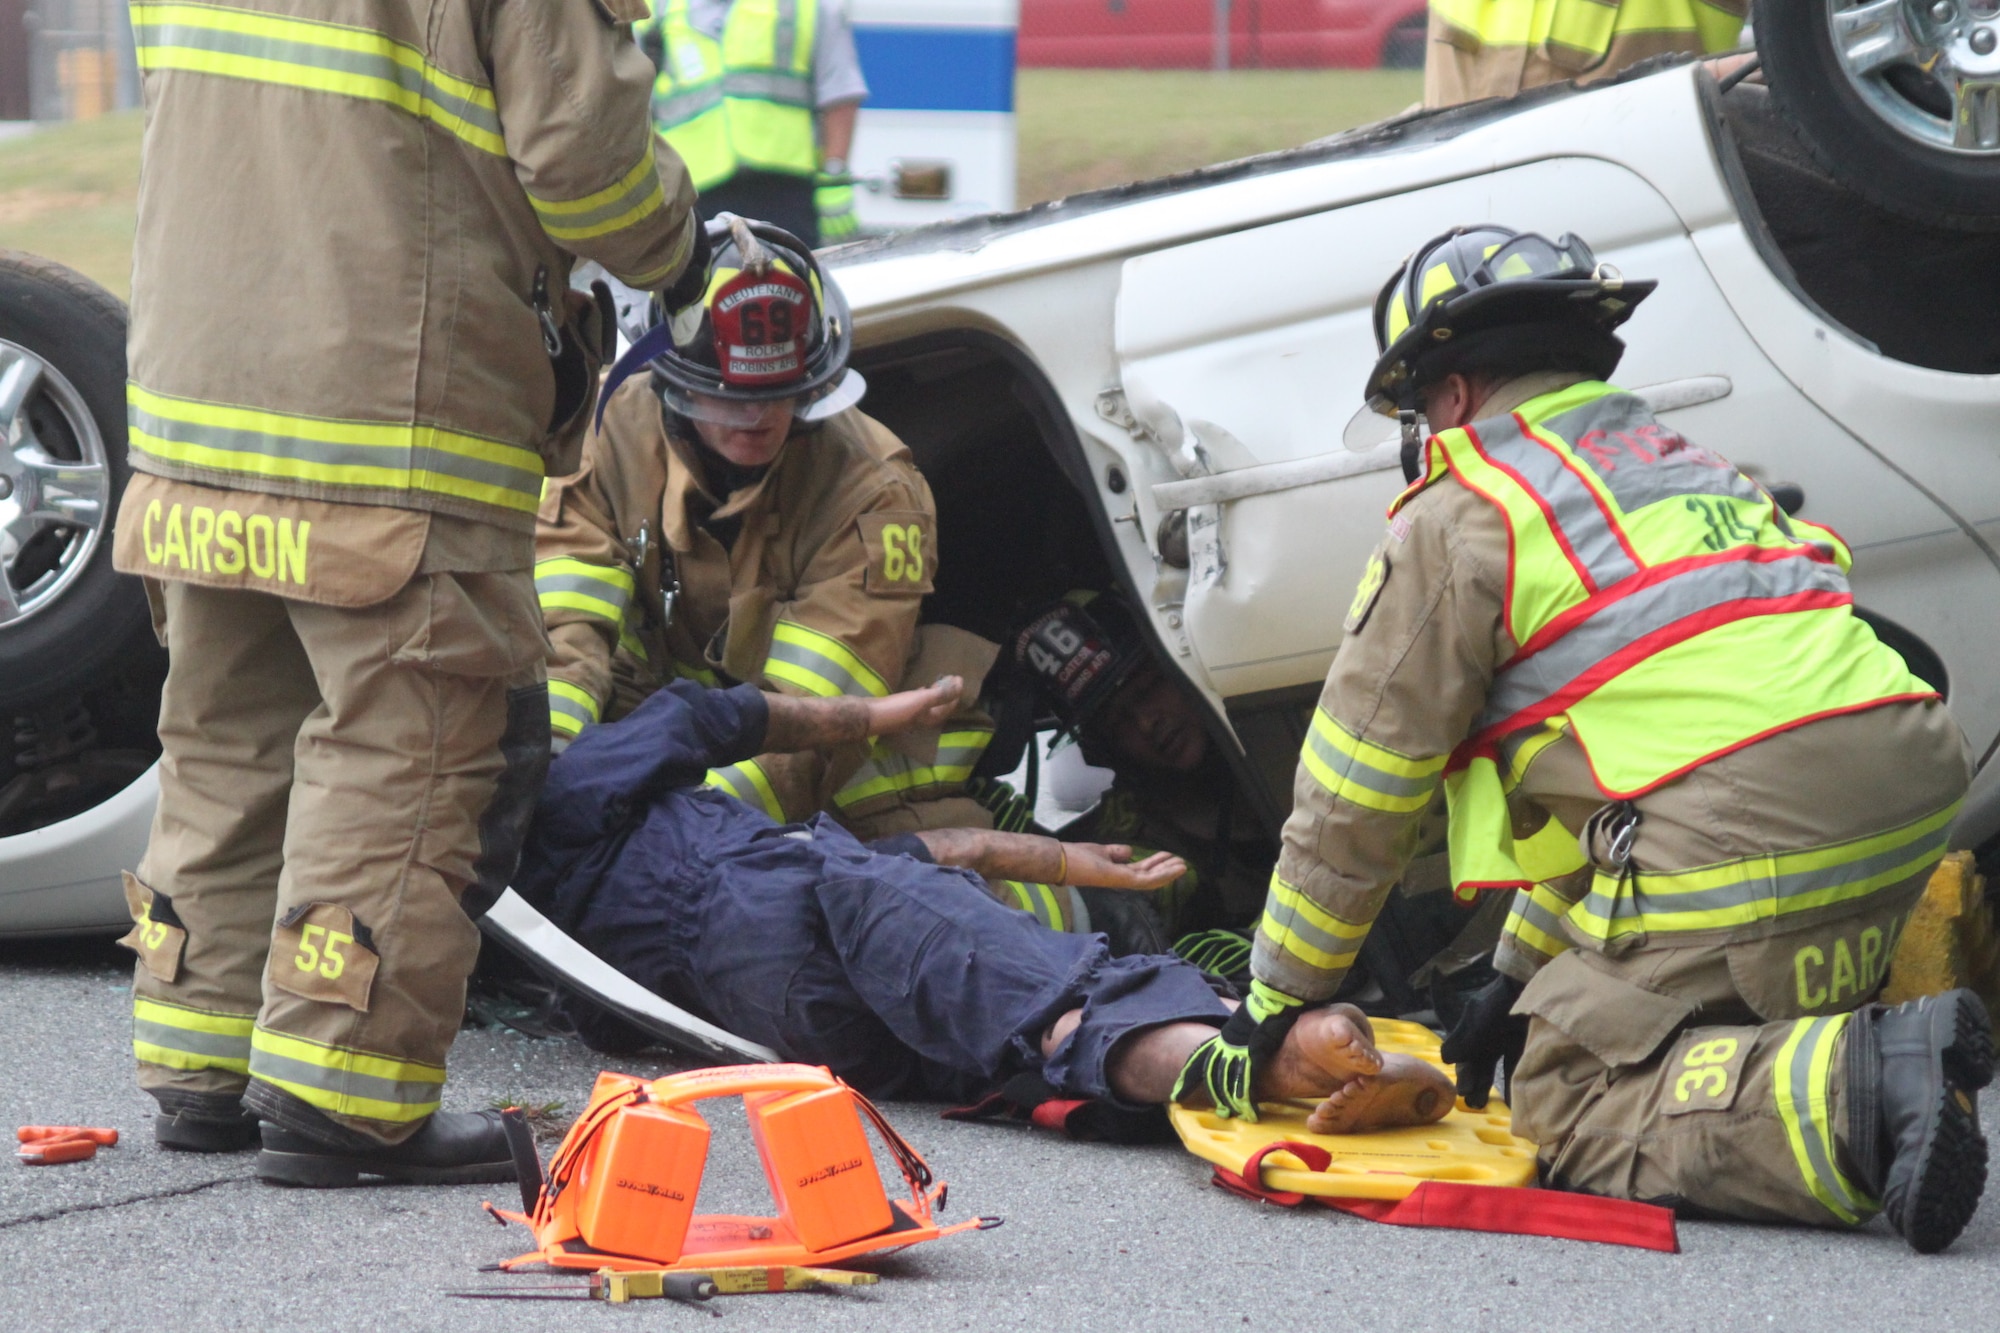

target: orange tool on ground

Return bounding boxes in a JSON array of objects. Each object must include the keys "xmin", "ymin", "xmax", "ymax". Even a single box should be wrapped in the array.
[
  {"xmin": 16, "ymin": 1125, "xmax": 119, "ymax": 1165},
  {"xmin": 18, "ymin": 1126, "xmax": 118, "ymax": 1146},
  {"xmin": 18, "ymin": 1138, "xmax": 98, "ymax": 1165},
  {"xmin": 488, "ymin": 1064, "xmax": 996, "ymax": 1274}
]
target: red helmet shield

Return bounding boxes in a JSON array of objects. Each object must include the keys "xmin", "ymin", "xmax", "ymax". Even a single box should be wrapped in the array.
[{"xmin": 708, "ymin": 265, "xmax": 813, "ymax": 388}]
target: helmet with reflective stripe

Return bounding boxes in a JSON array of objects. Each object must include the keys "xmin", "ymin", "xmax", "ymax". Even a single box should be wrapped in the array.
[
  {"xmin": 1365, "ymin": 225, "xmax": 1655, "ymax": 415},
  {"xmin": 598, "ymin": 214, "xmax": 864, "ymax": 432}
]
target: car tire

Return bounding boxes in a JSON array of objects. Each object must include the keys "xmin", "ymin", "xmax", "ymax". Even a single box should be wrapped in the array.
[
  {"xmin": 1758, "ymin": 0, "xmax": 2000, "ymax": 231},
  {"xmin": 0, "ymin": 251, "xmax": 150, "ymax": 711}
]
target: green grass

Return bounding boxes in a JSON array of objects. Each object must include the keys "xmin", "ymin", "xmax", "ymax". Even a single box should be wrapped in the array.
[
  {"xmin": 0, "ymin": 111, "xmax": 143, "ymax": 298},
  {"xmin": 0, "ymin": 71, "xmax": 1423, "ymax": 295},
  {"xmin": 1015, "ymin": 68, "xmax": 1423, "ymax": 205}
]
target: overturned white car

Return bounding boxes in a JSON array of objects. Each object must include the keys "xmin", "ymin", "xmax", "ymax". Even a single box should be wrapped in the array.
[{"xmin": 5, "ymin": 58, "xmax": 2000, "ymax": 940}]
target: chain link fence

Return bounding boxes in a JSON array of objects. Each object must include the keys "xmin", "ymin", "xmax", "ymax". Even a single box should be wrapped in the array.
[
  {"xmin": 6, "ymin": 0, "xmax": 140, "ymax": 122},
  {"xmin": 1018, "ymin": 0, "xmax": 1429, "ymax": 71}
]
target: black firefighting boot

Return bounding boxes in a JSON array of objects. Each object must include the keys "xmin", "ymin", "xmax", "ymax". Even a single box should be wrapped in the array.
[
  {"xmin": 152, "ymin": 1089, "xmax": 261, "ymax": 1153},
  {"xmin": 244, "ymin": 1081, "xmax": 516, "ymax": 1188},
  {"xmin": 1845, "ymin": 988, "xmax": 1994, "ymax": 1253}
]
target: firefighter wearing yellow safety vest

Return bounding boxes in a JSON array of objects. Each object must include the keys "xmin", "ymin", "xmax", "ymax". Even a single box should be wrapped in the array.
[
  {"xmin": 1422, "ymin": 0, "xmax": 1748, "ymax": 107},
  {"xmin": 1173, "ymin": 226, "xmax": 1991, "ymax": 1254},
  {"xmin": 536, "ymin": 217, "xmax": 995, "ymax": 836},
  {"xmin": 636, "ymin": 0, "xmax": 869, "ymax": 245},
  {"xmin": 110, "ymin": 0, "xmax": 705, "ymax": 1185}
]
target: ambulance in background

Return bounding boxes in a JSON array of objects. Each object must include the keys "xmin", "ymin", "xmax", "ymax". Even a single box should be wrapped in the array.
[{"xmin": 846, "ymin": 0, "xmax": 1017, "ymax": 231}]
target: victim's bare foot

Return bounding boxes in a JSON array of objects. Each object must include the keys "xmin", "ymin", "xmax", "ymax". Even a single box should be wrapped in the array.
[
  {"xmin": 1253, "ymin": 1003, "xmax": 1383, "ymax": 1104},
  {"xmin": 1303, "ymin": 1054, "xmax": 1454, "ymax": 1134}
]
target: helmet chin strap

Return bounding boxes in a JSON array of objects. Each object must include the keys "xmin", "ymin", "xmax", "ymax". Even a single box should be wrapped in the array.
[{"xmin": 1399, "ymin": 408, "xmax": 1425, "ymax": 484}]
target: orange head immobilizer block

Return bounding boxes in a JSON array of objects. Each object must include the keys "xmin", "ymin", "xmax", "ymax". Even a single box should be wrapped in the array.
[{"xmin": 490, "ymin": 1064, "xmax": 991, "ymax": 1273}]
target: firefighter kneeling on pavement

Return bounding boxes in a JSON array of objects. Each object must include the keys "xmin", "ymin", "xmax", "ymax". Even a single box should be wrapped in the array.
[{"xmin": 1172, "ymin": 224, "xmax": 1989, "ymax": 1254}]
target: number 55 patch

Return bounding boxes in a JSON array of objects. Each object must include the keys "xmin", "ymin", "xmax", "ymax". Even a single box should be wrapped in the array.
[
  {"xmin": 268, "ymin": 902, "xmax": 379, "ymax": 1012},
  {"xmin": 859, "ymin": 512, "xmax": 936, "ymax": 595}
]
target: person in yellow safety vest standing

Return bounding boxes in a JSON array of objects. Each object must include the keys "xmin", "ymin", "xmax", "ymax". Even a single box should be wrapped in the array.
[
  {"xmin": 1422, "ymin": 0, "xmax": 1748, "ymax": 106},
  {"xmin": 536, "ymin": 217, "xmax": 952, "ymax": 828},
  {"xmin": 1173, "ymin": 225, "xmax": 1991, "ymax": 1254},
  {"xmin": 111, "ymin": 0, "xmax": 706, "ymax": 1185},
  {"xmin": 636, "ymin": 0, "xmax": 868, "ymax": 246}
]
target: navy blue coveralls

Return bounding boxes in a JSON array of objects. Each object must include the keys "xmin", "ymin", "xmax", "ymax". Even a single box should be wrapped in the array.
[{"xmin": 514, "ymin": 681, "xmax": 1231, "ymax": 1100}]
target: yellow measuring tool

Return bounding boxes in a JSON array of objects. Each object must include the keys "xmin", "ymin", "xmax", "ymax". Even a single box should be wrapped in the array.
[
  {"xmin": 1167, "ymin": 1018, "xmax": 1538, "ymax": 1200},
  {"xmin": 595, "ymin": 1265, "xmax": 880, "ymax": 1302}
]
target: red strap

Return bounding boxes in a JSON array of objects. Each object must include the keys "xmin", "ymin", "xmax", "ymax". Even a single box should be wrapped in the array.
[
  {"xmin": 1209, "ymin": 1141, "xmax": 1332, "ymax": 1208},
  {"xmin": 1326, "ymin": 1182, "xmax": 1679, "ymax": 1252},
  {"xmin": 1028, "ymin": 1099, "xmax": 1092, "ymax": 1134},
  {"xmin": 1211, "ymin": 1144, "xmax": 1679, "ymax": 1252}
]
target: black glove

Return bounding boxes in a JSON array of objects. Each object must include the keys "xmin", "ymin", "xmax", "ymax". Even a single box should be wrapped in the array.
[
  {"xmin": 1171, "ymin": 980, "xmax": 1305, "ymax": 1121},
  {"xmin": 659, "ymin": 217, "xmax": 714, "ymax": 319},
  {"xmin": 1438, "ymin": 972, "xmax": 1528, "ymax": 1109}
]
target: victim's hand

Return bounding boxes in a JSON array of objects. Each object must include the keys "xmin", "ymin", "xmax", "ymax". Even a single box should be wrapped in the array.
[
  {"xmin": 1059, "ymin": 842, "xmax": 1188, "ymax": 891},
  {"xmin": 865, "ymin": 675, "xmax": 963, "ymax": 736}
]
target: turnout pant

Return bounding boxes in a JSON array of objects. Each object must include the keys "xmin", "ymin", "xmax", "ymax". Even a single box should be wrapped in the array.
[
  {"xmin": 1510, "ymin": 874, "xmax": 1930, "ymax": 1226},
  {"xmin": 682, "ymin": 820, "xmax": 1231, "ymax": 1102},
  {"xmin": 126, "ymin": 574, "xmax": 548, "ymax": 1143}
]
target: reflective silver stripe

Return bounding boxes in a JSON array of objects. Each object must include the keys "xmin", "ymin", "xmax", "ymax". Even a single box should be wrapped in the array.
[
  {"xmin": 1303, "ymin": 720, "xmax": 1438, "ymax": 803},
  {"xmin": 722, "ymin": 69, "xmax": 812, "ymax": 106},
  {"xmin": 549, "ymin": 690, "xmax": 596, "ymax": 729},
  {"xmin": 1471, "ymin": 409, "xmax": 1638, "ymax": 590},
  {"xmin": 765, "ymin": 626, "xmax": 885, "ymax": 698},
  {"xmin": 127, "ymin": 398, "xmax": 542, "ymax": 501},
  {"xmin": 130, "ymin": 11, "xmax": 502, "ymax": 148},
  {"xmin": 248, "ymin": 1044, "xmax": 442, "ymax": 1112},
  {"xmin": 534, "ymin": 569, "xmax": 631, "ymax": 621},
  {"xmin": 1259, "ymin": 897, "xmax": 1362, "ymax": 971},
  {"xmin": 654, "ymin": 81, "xmax": 723, "ymax": 128},
  {"xmin": 134, "ymin": 1017, "xmax": 251, "ymax": 1063},
  {"xmin": 1507, "ymin": 889, "xmax": 1571, "ymax": 948},
  {"xmin": 774, "ymin": 0, "xmax": 798, "ymax": 67},
  {"xmin": 1578, "ymin": 813, "xmax": 1950, "ymax": 934},
  {"xmin": 1479, "ymin": 553, "xmax": 1848, "ymax": 733},
  {"xmin": 1541, "ymin": 392, "xmax": 1771, "ymax": 515},
  {"xmin": 1781, "ymin": 1015, "xmax": 1872, "ymax": 1221}
]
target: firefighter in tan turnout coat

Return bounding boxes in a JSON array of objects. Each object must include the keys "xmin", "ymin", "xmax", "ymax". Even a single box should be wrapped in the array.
[
  {"xmin": 1172, "ymin": 226, "xmax": 1992, "ymax": 1254},
  {"xmin": 536, "ymin": 218, "xmax": 1004, "ymax": 839},
  {"xmin": 113, "ymin": 0, "xmax": 705, "ymax": 1184}
]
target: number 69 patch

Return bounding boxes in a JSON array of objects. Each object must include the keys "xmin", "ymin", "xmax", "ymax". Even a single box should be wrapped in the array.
[
  {"xmin": 858, "ymin": 511, "xmax": 936, "ymax": 595},
  {"xmin": 268, "ymin": 902, "xmax": 379, "ymax": 1012},
  {"xmin": 1660, "ymin": 1027, "xmax": 1757, "ymax": 1116}
]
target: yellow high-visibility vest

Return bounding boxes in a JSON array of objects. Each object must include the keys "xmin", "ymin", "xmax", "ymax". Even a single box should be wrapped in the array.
[
  {"xmin": 1428, "ymin": 0, "xmax": 1744, "ymax": 66},
  {"xmin": 637, "ymin": 0, "xmax": 818, "ymax": 192},
  {"xmin": 1396, "ymin": 382, "xmax": 1937, "ymax": 939}
]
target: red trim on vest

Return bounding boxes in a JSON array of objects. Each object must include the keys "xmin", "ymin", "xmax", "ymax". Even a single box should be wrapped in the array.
[
  {"xmin": 1516, "ymin": 411, "xmax": 1648, "ymax": 574},
  {"xmin": 1462, "ymin": 587, "xmax": 1856, "ymax": 762},
  {"xmin": 1442, "ymin": 441, "xmax": 1521, "ymax": 630}
]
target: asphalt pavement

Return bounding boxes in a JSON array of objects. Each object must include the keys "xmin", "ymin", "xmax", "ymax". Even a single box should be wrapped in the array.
[{"xmin": 5, "ymin": 935, "xmax": 1999, "ymax": 1332}]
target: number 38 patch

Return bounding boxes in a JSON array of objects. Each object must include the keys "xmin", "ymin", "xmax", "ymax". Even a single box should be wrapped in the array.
[
  {"xmin": 858, "ymin": 511, "xmax": 936, "ymax": 595},
  {"xmin": 1660, "ymin": 1027, "xmax": 1757, "ymax": 1116},
  {"xmin": 1344, "ymin": 549, "xmax": 1391, "ymax": 634},
  {"xmin": 268, "ymin": 902, "xmax": 380, "ymax": 1012}
]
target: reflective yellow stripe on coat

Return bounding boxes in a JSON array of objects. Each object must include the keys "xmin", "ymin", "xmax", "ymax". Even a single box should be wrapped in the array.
[
  {"xmin": 764, "ymin": 619, "xmax": 888, "ymax": 699},
  {"xmin": 128, "ymin": 383, "xmax": 544, "ymax": 514},
  {"xmin": 1427, "ymin": 0, "xmax": 1745, "ymax": 63},
  {"xmin": 130, "ymin": 1, "xmax": 505, "ymax": 154}
]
